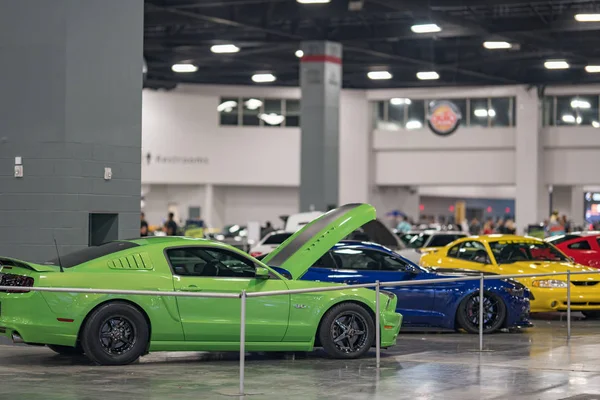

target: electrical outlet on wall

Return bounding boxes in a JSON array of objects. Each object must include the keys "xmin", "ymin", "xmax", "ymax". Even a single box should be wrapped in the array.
[
  {"xmin": 14, "ymin": 165, "xmax": 23, "ymax": 178},
  {"xmin": 104, "ymin": 167, "xmax": 112, "ymax": 180}
]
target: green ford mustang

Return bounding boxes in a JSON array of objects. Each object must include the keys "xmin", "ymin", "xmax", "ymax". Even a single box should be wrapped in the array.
[{"xmin": 0, "ymin": 204, "xmax": 401, "ymax": 365}]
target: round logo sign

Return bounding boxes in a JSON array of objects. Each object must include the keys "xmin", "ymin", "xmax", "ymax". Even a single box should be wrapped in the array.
[{"xmin": 427, "ymin": 101, "xmax": 462, "ymax": 136}]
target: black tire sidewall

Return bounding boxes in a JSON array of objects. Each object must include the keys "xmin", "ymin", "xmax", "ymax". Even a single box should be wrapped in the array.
[
  {"xmin": 456, "ymin": 292, "xmax": 506, "ymax": 334},
  {"xmin": 81, "ymin": 302, "xmax": 149, "ymax": 365},
  {"xmin": 318, "ymin": 302, "xmax": 375, "ymax": 359}
]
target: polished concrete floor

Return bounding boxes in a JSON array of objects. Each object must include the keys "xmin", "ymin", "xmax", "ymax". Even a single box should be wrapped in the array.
[{"xmin": 2, "ymin": 313, "xmax": 600, "ymax": 400}]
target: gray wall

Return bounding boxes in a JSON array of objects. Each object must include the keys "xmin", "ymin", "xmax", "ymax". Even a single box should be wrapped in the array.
[{"xmin": 0, "ymin": 0, "xmax": 143, "ymax": 261}]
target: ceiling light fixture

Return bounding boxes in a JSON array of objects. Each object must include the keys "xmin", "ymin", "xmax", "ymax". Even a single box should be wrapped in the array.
[
  {"xmin": 406, "ymin": 120, "xmax": 423, "ymax": 130},
  {"xmin": 217, "ymin": 100, "xmax": 237, "ymax": 113},
  {"xmin": 390, "ymin": 98, "xmax": 412, "ymax": 105},
  {"xmin": 244, "ymin": 98, "xmax": 263, "ymax": 110},
  {"xmin": 252, "ymin": 73, "xmax": 276, "ymax": 83},
  {"xmin": 593, "ymin": 121, "xmax": 600, "ymax": 128},
  {"xmin": 210, "ymin": 44, "xmax": 240, "ymax": 54},
  {"xmin": 411, "ymin": 23, "xmax": 441, "ymax": 33},
  {"xmin": 544, "ymin": 60, "xmax": 569, "ymax": 69},
  {"xmin": 416, "ymin": 71, "xmax": 439, "ymax": 80},
  {"xmin": 367, "ymin": 71, "xmax": 392, "ymax": 80},
  {"xmin": 586, "ymin": 65, "xmax": 600, "ymax": 73},
  {"xmin": 259, "ymin": 113, "xmax": 285, "ymax": 125},
  {"xmin": 295, "ymin": 50, "xmax": 304, "ymax": 58},
  {"xmin": 571, "ymin": 99, "xmax": 591, "ymax": 109},
  {"xmin": 483, "ymin": 41, "xmax": 512, "ymax": 49},
  {"xmin": 171, "ymin": 63, "xmax": 198, "ymax": 73},
  {"xmin": 297, "ymin": 0, "xmax": 330, "ymax": 3},
  {"xmin": 575, "ymin": 14, "xmax": 600, "ymax": 22},
  {"xmin": 562, "ymin": 114, "xmax": 576, "ymax": 123}
]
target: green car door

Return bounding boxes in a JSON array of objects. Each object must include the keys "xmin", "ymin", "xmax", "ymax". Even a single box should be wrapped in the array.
[{"xmin": 166, "ymin": 246, "xmax": 290, "ymax": 342}]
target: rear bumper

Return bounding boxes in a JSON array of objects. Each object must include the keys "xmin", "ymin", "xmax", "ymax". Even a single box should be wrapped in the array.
[{"xmin": 0, "ymin": 292, "xmax": 78, "ymax": 346}]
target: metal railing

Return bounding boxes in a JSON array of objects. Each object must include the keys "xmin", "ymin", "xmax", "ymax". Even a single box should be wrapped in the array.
[{"xmin": 1, "ymin": 269, "xmax": 599, "ymax": 395}]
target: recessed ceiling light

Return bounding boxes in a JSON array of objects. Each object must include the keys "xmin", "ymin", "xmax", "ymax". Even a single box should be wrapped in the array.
[
  {"xmin": 252, "ymin": 73, "xmax": 276, "ymax": 83},
  {"xmin": 571, "ymin": 99, "xmax": 591, "ymax": 109},
  {"xmin": 171, "ymin": 63, "xmax": 198, "ymax": 73},
  {"xmin": 411, "ymin": 23, "xmax": 441, "ymax": 33},
  {"xmin": 210, "ymin": 44, "xmax": 240, "ymax": 54},
  {"xmin": 586, "ymin": 65, "xmax": 600, "ymax": 73},
  {"xmin": 483, "ymin": 41, "xmax": 512, "ymax": 49},
  {"xmin": 562, "ymin": 114, "xmax": 576, "ymax": 123},
  {"xmin": 575, "ymin": 13, "xmax": 600, "ymax": 22},
  {"xmin": 544, "ymin": 60, "xmax": 569, "ymax": 69},
  {"xmin": 295, "ymin": 50, "xmax": 304, "ymax": 58},
  {"xmin": 367, "ymin": 71, "xmax": 392, "ymax": 80},
  {"xmin": 416, "ymin": 71, "xmax": 439, "ymax": 80},
  {"xmin": 297, "ymin": 0, "xmax": 330, "ymax": 3}
]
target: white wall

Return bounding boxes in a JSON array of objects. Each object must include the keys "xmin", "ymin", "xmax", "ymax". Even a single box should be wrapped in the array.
[
  {"xmin": 143, "ymin": 184, "xmax": 205, "ymax": 227},
  {"xmin": 142, "ymin": 85, "xmax": 300, "ymax": 186}
]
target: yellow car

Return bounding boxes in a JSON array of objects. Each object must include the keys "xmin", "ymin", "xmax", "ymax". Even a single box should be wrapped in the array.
[{"xmin": 420, "ymin": 235, "xmax": 600, "ymax": 316}]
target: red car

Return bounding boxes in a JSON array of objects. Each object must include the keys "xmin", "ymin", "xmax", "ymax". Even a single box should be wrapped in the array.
[{"xmin": 546, "ymin": 232, "xmax": 600, "ymax": 268}]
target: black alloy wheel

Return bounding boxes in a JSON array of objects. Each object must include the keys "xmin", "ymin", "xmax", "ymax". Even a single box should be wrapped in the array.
[
  {"xmin": 318, "ymin": 303, "xmax": 374, "ymax": 359},
  {"xmin": 456, "ymin": 292, "xmax": 506, "ymax": 334},
  {"xmin": 81, "ymin": 302, "xmax": 149, "ymax": 365}
]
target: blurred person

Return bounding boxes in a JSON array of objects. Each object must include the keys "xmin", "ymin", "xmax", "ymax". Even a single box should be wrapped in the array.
[
  {"xmin": 469, "ymin": 218, "xmax": 481, "ymax": 235},
  {"xmin": 482, "ymin": 220, "xmax": 494, "ymax": 235},
  {"xmin": 460, "ymin": 218, "xmax": 469, "ymax": 233},
  {"xmin": 495, "ymin": 218, "xmax": 506, "ymax": 233},
  {"xmin": 261, "ymin": 221, "xmax": 275, "ymax": 238},
  {"xmin": 561, "ymin": 215, "xmax": 571, "ymax": 233},
  {"xmin": 396, "ymin": 216, "xmax": 411, "ymax": 233},
  {"xmin": 504, "ymin": 219, "xmax": 516, "ymax": 234},
  {"xmin": 164, "ymin": 212, "xmax": 178, "ymax": 236},
  {"xmin": 140, "ymin": 212, "xmax": 149, "ymax": 237},
  {"xmin": 547, "ymin": 211, "xmax": 565, "ymax": 236}
]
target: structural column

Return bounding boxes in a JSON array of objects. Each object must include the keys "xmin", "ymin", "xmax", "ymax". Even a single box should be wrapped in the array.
[
  {"xmin": 515, "ymin": 87, "xmax": 548, "ymax": 233},
  {"xmin": 0, "ymin": 0, "xmax": 143, "ymax": 261},
  {"xmin": 299, "ymin": 41, "xmax": 342, "ymax": 212},
  {"xmin": 570, "ymin": 185, "xmax": 585, "ymax": 228}
]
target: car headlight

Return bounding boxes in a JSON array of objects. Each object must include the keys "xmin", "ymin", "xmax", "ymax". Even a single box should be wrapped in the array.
[{"xmin": 532, "ymin": 279, "xmax": 568, "ymax": 288}]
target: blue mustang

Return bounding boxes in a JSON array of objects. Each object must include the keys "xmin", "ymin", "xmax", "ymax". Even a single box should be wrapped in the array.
[{"xmin": 272, "ymin": 241, "xmax": 532, "ymax": 334}]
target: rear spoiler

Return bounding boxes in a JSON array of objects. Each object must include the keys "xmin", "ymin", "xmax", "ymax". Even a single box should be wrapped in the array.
[{"xmin": 0, "ymin": 257, "xmax": 56, "ymax": 272}]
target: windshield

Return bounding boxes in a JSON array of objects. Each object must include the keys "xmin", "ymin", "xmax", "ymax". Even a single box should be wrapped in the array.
[
  {"xmin": 398, "ymin": 233, "xmax": 417, "ymax": 245},
  {"xmin": 489, "ymin": 241, "xmax": 568, "ymax": 264},
  {"xmin": 263, "ymin": 232, "xmax": 293, "ymax": 245},
  {"xmin": 406, "ymin": 234, "xmax": 430, "ymax": 248}
]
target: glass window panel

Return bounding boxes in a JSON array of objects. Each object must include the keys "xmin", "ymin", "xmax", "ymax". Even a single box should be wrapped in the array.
[
  {"xmin": 242, "ymin": 97, "xmax": 261, "ymax": 126},
  {"xmin": 470, "ymin": 98, "xmax": 489, "ymax": 127},
  {"xmin": 264, "ymin": 99, "xmax": 282, "ymax": 114},
  {"xmin": 490, "ymin": 97, "xmax": 510, "ymax": 127},
  {"xmin": 286, "ymin": 115, "xmax": 300, "ymax": 127},
  {"xmin": 261, "ymin": 99, "xmax": 283, "ymax": 127},
  {"xmin": 218, "ymin": 97, "xmax": 239, "ymax": 126},
  {"xmin": 564, "ymin": 95, "xmax": 598, "ymax": 126},
  {"xmin": 406, "ymin": 99, "xmax": 425, "ymax": 129},
  {"xmin": 511, "ymin": 97, "xmax": 517, "ymax": 126},
  {"xmin": 286, "ymin": 99, "xmax": 300, "ymax": 114},
  {"xmin": 543, "ymin": 97, "xmax": 554, "ymax": 126},
  {"xmin": 388, "ymin": 100, "xmax": 406, "ymax": 125}
]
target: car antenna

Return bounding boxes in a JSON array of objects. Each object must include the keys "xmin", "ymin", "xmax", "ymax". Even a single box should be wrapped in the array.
[{"xmin": 53, "ymin": 236, "xmax": 65, "ymax": 273}]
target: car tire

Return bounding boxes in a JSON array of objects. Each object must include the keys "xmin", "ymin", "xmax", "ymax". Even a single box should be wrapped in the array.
[
  {"xmin": 47, "ymin": 344, "xmax": 84, "ymax": 356},
  {"xmin": 81, "ymin": 302, "xmax": 149, "ymax": 366},
  {"xmin": 582, "ymin": 311, "xmax": 600, "ymax": 319},
  {"xmin": 318, "ymin": 302, "xmax": 375, "ymax": 359},
  {"xmin": 456, "ymin": 292, "xmax": 506, "ymax": 334}
]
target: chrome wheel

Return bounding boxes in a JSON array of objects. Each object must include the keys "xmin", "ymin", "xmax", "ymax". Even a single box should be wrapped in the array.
[
  {"xmin": 330, "ymin": 311, "xmax": 368, "ymax": 354},
  {"xmin": 99, "ymin": 316, "xmax": 136, "ymax": 355}
]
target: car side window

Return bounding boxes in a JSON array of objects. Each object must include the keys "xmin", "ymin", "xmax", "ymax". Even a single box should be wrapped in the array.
[
  {"xmin": 313, "ymin": 252, "xmax": 337, "ymax": 268},
  {"xmin": 456, "ymin": 241, "xmax": 490, "ymax": 264},
  {"xmin": 380, "ymin": 255, "xmax": 413, "ymax": 272},
  {"xmin": 166, "ymin": 247, "xmax": 257, "ymax": 278},
  {"xmin": 568, "ymin": 240, "xmax": 591, "ymax": 250},
  {"xmin": 448, "ymin": 244, "xmax": 460, "ymax": 258},
  {"xmin": 331, "ymin": 248, "xmax": 379, "ymax": 270}
]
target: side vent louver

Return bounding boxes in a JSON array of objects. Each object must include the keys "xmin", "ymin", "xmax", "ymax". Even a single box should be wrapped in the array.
[{"xmin": 107, "ymin": 252, "xmax": 153, "ymax": 270}]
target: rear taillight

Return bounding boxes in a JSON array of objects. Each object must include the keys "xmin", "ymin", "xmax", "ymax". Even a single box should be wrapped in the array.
[
  {"xmin": 250, "ymin": 252, "xmax": 263, "ymax": 258},
  {"xmin": 0, "ymin": 274, "xmax": 34, "ymax": 293}
]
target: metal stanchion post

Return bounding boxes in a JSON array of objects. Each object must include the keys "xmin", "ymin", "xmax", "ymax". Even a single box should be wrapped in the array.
[
  {"xmin": 239, "ymin": 290, "xmax": 247, "ymax": 396},
  {"xmin": 375, "ymin": 280, "xmax": 381, "ymax": 369},
  {"xmin": 479, "ymin": 274, "xmax": 484, "ymax": 352},
  {"xmin": 567, "ymin": 270, "xmax": 571, "ymax": 340}
]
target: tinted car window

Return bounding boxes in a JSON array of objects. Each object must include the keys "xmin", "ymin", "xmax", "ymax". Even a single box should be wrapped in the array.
[
  {"xmin": 331, "ymin": 248, "xmax": 379, "ymax": 270},
  {"xmin": 45, "ymin": 241, "xmax": 139, "ymax": 269},
  {"xmin": 456, "ymin": 241, "xmax": 489, "ymax": 263},
  {"xmin": 428, "ymin": 235, "xmax": 465, "ymax": 247},
  {"xmin": 568, "ymin": 240, "xmax": 591, "ymax": 250},
  {"xmin": 407, "ymin": 234, "xmax": 430, "ymax": 248},
  {"xmin": 313, "ymin": 252, "xmax": 337, "ymax": 268},
  {"xmin": 263, "ymin": 232, "xmax": 293, "ymax": 245},
  {"xmin": 166, "ymin": 247, "xmax": 256, "ymax": 277},
  {"xmin": 489, "ymin": 241, "xmax": 567, "ymax": 263}
]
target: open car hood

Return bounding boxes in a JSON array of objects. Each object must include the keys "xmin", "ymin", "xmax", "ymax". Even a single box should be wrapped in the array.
[
  {"xmin": 358, "ymin": 219, "xmax": 404, "ymax": 249},
  {"xmin": 262, "ymin": 203, "xmax": 376, "ymax": 279}
]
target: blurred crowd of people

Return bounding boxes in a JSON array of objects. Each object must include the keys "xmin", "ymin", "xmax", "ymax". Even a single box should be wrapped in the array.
[{"xmin": 467, "ymin": 217, "xmax": 516, "ymax": 235}]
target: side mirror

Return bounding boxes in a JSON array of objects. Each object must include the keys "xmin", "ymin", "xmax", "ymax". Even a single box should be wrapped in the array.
[{"xmin": 255, "ymin": 266, "xmax": 270, "ymax": 280}]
